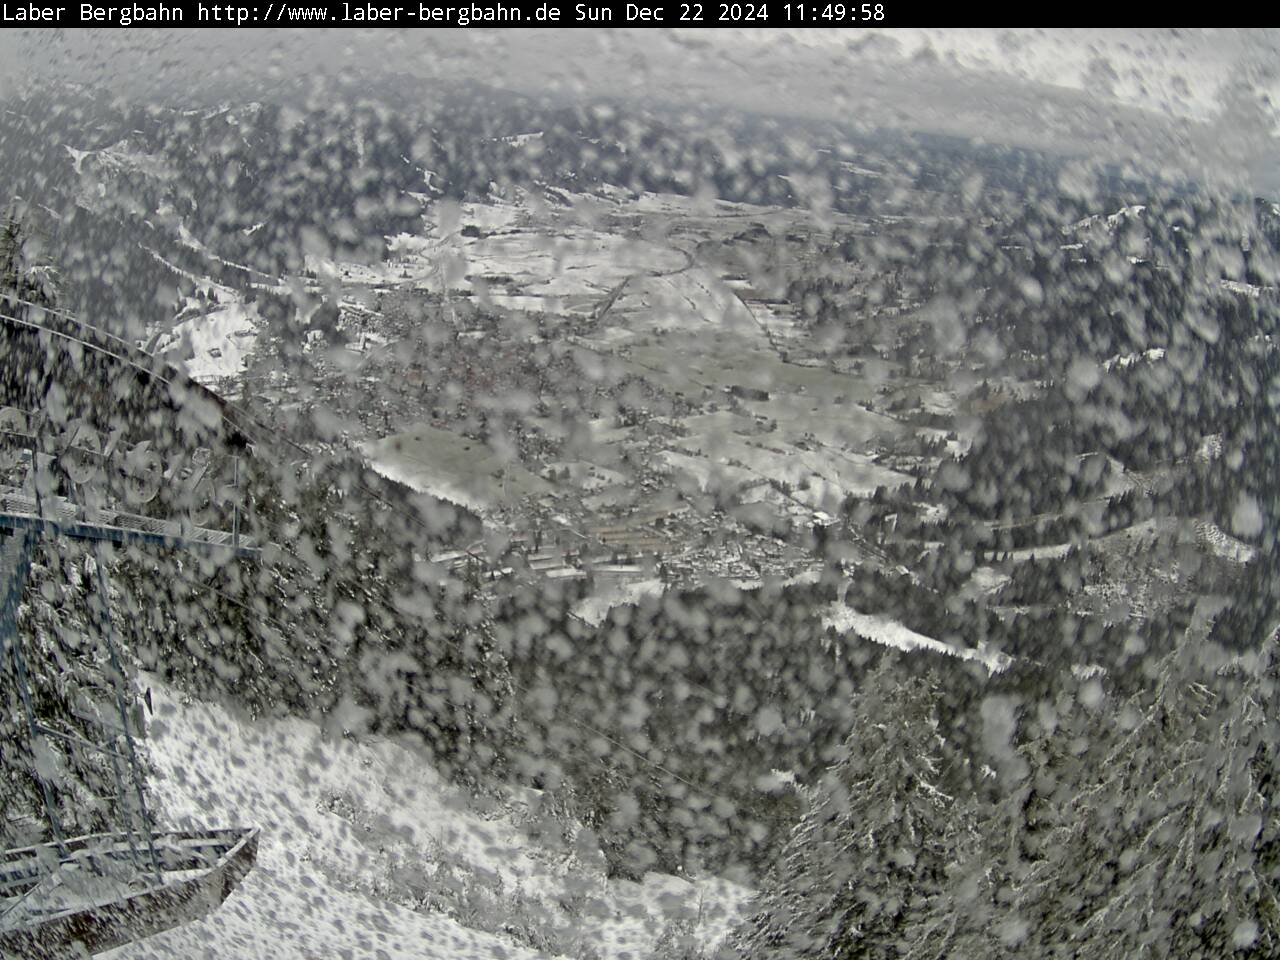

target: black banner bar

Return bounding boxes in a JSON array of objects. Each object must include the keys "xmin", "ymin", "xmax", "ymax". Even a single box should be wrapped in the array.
[{"xmin": 7, "ymin": 0, "xmax": 903, "ymax": 27}]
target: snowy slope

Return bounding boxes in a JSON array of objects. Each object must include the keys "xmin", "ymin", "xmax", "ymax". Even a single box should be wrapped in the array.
[
  {"xmin": 104, "ymin": 679, "xmax": 749, "ymax": 960},
  {"xmin": 822, "ymin": 602, "xmax": 1009, "ymax": 673},
  {"xmin": 156, "ymin": 301, "xmax": 260, "ymax": 383}
]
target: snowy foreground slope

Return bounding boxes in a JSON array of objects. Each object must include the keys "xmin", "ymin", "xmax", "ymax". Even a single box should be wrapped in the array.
[{"xmin": 103, "ymin": 680, "xmax": 749, "ymax": 960}]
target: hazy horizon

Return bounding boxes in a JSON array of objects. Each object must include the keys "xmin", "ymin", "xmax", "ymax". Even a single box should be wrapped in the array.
[{"xmin": 1, "ymin": 28, "xmax": 1276, "ymax": 194}]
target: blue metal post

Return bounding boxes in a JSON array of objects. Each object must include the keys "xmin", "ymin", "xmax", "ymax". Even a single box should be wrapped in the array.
[{"xmin": 0, "ymin": 528, "xmax": 68, "ymax": 855}]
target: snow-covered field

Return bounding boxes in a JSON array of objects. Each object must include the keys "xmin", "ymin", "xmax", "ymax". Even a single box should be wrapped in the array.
[
  {"xmin": 327, "ymin": 191, "xmax": 689, "ymax": 309},
  {"xmin": 362, "ymin": 425, "xmax": 553, "ymax": 517},
  {"xmin": 105, "ymin": 679, "xmax": 751, "ymax": 960},
  {"xmin": 668, "ymin": 425, "xmax": 909, "ymax": 510},
  {"xmin": 156, "ymin": 301, "xmax": 260, "ymax": 383}
]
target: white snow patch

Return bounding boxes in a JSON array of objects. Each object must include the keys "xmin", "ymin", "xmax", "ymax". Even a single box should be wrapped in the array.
[
  {"xmin": 64, "ymin": 144, "xmax": 89, "ymax": 174},
  {"xmin": 574, "ymin": 576, "xmax": 666, "ymax": 625},
  {"xmin": 363, "ymin": 454, "xmax": 488, "ymax": 515},
  {"xmin": 965, "ymin": 566, "xmax": 1011, "ymax": 595},
  {"xmin": 1196, "ymin": 520, "xmax": 1257, "ymax": 564},
  {"xmin": 920, "ymin": 389, "xmax": 958, "ymax": 416},
  {"xmin": 1221, "ymin": 279, "xmax": 1265, "ymax": 298},
  {"xmin": 500, "ymin": 132, "xmax": 545, "ymax": 147},
  {"xmin": 1073, "ymin": 205, "xmax": 1146, "ymax": 231},
  {"xmin": 157, "ymin": 301, "xmax": 258, "ymax": 382},
  {"xmin": 822, "ymin": 603, "xmax": 1009, "ymax": 672},
  {"xmin": 918, "ymin": 503, "xmax": 948, "ymax": 524},
  {"xmin": 483, "ymin": 293, "xmax": 563, "ymax": 314},
  {"xmin": 1102, "ymin": 347, "xmax": 1165, "ymax": 371},
  {"xmin": 1008, "ymin": 543, "xmax": 1076, "ymax": 562}
]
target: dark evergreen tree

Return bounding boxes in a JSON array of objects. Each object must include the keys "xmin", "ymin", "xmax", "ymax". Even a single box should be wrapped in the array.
[
  {"xmin": 981, "ymin": 641, "xmax": 1280, "ymax": 958},
  {"xmin": 731, "ymin": 669, "xmax": 984, "ymax": 959}
]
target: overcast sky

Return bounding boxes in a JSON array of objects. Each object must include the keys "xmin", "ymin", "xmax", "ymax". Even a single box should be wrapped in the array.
[{"xmin": 1, "ymin": 28, "xmax": 1276, "ymax": 192}]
